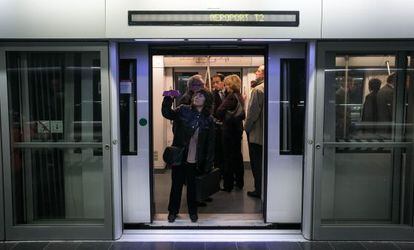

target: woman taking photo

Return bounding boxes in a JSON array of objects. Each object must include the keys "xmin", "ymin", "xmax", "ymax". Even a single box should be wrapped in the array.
[
  {"xmin": 162, "ymin": 89, "xmax": 215, "ymax": 223},
  {"xmin": 216, "ymin": 74, "xmax": 245, "ymax": 192}
]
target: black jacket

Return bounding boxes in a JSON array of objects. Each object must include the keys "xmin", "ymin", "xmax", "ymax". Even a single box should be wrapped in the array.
[
  {"xmin": 376, "ymin": 84, "xmax": 394, "ymax": 122},
  {"xmin": 162, "ymin": 96, "xmax": 215, "ymax": 173},
  {"xmin": 216, "ymin": 92, "xmax": 245, "ymax": 135},
  {"xmin": 362, "ymin": 91, "xmax": 378, "ymax": 122},
  {"xmin": 212, "ymin": 89, "xmax": 224, "ymax": 116}
]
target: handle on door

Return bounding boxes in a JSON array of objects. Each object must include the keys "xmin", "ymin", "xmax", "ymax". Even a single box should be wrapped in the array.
[
  {"xmin": 104, "ymin": 144, "xmax": 110, "ymax": 150},
  {"xmin": 315, "ymin": 144, "xmax": 321, "ymax": 150}
]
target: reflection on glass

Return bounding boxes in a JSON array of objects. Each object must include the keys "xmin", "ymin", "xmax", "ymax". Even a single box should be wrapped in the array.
[
  {"xmin": 7, "ymin": 52, "xmax": 102, "ymax": 143},
  {"xmin": 6, "ymin": 51, "xmax": 104, "ymax": 225},
  {"xmin": 12, "ymin": 148, "xmax": 104, "ymax": 224},
  {"xmin": 280, "ymin": 59, "xmax": 306, "ymax": 155},
  {"xmin": 326, "ymin": 55, "xmax": 397, "ymax": 141},
  {"xmin": 405, "ymin": 56, "xmax": 414, "ymax": 142},
  {"xmin": 321, "ymin": 54, "xmax": 414, "ymax": 226}
]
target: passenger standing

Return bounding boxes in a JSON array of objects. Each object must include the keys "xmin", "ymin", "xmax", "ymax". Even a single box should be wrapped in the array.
[
  {"xmin": 335, "ymin": 80, "xmax": 354, "ymax": 139},
  {"xmin": 178, "ymin": 75, "xmax": 205, "ymax": 105},
  {"xmin": 211, "ymin": 74, "xmax": 226, "ymax": 171},
  {"xmin": 245, "ymin": 65, "xmax": 264, "ymax": 199},
  {"xmin": 377, "ymin": 73, "xmax": 396, "ymax": 139},
  {"xmin": 216, "ymin": 75, "xmax": 245, "ymax": 192},
  {"xmin": 175, "ymin": 75, "xmax": 214, "ymax": 206},
  {"xmin": 162, "ymin": 89, "xmax": 215, "ymax": 223},
  {"xmin": 361, "ymin": 78, "xmax": 381, "ymax": 136}
]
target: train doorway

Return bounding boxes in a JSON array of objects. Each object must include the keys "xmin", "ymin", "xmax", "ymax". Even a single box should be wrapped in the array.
[
  {"xmin": 119, "ymin": 43, "xmax": 306, "ymax": 229},
  {"xmin": 152, "ymin": 48, "xmax": 265, "ymax": 227}
]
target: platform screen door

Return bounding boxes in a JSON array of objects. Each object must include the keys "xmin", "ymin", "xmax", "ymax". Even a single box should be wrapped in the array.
[
  {"xmin": 313, "ymin": 42, "xmax": 414, "ymax": 240},
  {"xmin": 0, "ymin": 45, "xmax": 114, "ymax": 240}
]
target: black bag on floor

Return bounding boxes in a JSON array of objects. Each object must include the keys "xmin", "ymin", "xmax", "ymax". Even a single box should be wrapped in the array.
[{"xmin": 195, "ymin": 168, "xmax": 221, "ymax": 201}]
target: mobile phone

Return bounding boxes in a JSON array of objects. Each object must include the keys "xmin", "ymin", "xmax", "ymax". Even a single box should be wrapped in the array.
[{"xmin": 162, "ymin": 90, "xmax": 181, "ymax": 97}]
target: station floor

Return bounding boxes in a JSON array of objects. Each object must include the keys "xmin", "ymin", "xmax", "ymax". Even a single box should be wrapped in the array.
[
  {"xmin": 4, "ymin": 169, "xmax": 413, "ymax": 249},
  {"xmin": 152, "ymin": 167, "xmax": 263, "ymax": 227},
  {"xmin": 1, "ymin": 241, "xmax": 414, "ymax": 250}
]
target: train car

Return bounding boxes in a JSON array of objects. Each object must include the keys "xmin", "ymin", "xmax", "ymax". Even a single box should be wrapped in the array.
[{"xmin": 0, "ymin": 0, "xmax": 414, "ymax": 242}]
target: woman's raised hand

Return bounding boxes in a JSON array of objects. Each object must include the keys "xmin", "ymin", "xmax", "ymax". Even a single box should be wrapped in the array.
[{"xmin": 163, "ymin": 90, "xmax": 181, "ymax": 97}]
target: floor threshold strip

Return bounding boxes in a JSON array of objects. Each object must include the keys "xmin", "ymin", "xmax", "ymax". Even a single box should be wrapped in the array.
[{"xmin": 121, "ymin": 229, "xmax": 305, "ymax": 242}]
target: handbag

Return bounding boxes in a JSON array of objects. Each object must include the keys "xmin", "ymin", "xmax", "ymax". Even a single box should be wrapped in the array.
[
  {"xmin": 225, "ymin": 94, "xmax": 245, "ymax": 122},
  {"xmin": 162, "ymin": 146, "xmax": 185, "ymax": 166}
]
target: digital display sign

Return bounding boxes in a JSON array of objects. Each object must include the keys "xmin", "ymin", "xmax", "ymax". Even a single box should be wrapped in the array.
[{"xmin": 128, "ymin": 11, "xmax": 299, "ymax": 27}]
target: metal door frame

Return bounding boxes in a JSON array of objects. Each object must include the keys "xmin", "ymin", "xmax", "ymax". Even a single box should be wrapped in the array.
[
  {"xmin": 266, "ymin": 43, "xmax": 306, "ymax": 223},
  {"xmin": 312, "ymin": 41, "xmax": 414, "ymax": 240},
  {"xmin": 119, "ymin": 44, "xmax": 151, "ymax": 224},
  {"xmin": 149, "ymin": 45, "xmax": 268, "ymax": 224},
  {"xmin": 302, "ymin": 41, "xmax": 317, "ymax": 240},
  {"xmin": 0, "ymin": 107, "xmax": 4, "ymax": 240},
  {"xmin": 0, "ymin": 43, "xmax": 115, "ymax": 240}
]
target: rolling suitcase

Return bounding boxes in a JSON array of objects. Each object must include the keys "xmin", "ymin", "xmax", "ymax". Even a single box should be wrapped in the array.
[{"xmin": 195, "ymin": 168, "xmax": 221, "ymax": 201}]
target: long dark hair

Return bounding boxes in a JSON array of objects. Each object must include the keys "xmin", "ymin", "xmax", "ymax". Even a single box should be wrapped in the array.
[{"xmin": 192, "ymin": 89, "xmax": 213, "ymax": 116}]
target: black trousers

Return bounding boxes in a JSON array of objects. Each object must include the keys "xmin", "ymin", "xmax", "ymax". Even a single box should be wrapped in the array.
[
  {"xmin": 214, "ymin": 124, "xmax": 224, "ymax": 171},
  {"xmin": 222, "ymin": 131, "xmax": 244, "ymax": 190},
  {"xmin": 248, "ymin": 142, "xmax": 263, "ymax": 195},
  {"xmin": 168, "ymin": 162, "xmax": 197, "ymax": 215}
]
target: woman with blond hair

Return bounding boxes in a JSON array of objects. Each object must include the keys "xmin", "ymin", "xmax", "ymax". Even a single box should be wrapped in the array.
[{"xmin": 216, "ymin": 74, "xmax": 245, "ymax": 192}]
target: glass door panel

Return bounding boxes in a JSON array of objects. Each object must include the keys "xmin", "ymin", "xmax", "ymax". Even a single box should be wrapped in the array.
[
  {"xmin": 1, "ymin": 47, "xmax": 113, "ymax": 240},
  {"xmin": 313, "ymin": 45, "xmax": 414, "ymax": 240},
  {"xmin": 321, "ymin": 54, "xmax": 403, "ymax": 224}
]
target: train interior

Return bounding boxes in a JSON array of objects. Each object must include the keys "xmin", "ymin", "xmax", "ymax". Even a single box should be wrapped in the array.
[{"xmin": 150, "ymin": 54, "xmax": 265, "ymax": 226}]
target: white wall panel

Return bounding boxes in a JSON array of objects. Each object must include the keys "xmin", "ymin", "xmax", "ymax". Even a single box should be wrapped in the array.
[
  {"xmin": 106, "ymin": 0, "xmax": 322, "ymax": 39},
  {"xmin": 266, "ymin": 44, "xmax": 305, "ymax": 223},
  {"xmin": 120, "ymin": 44, "xmax": 151, "ymax": 223},
  {"xmin": 0, "ymin": 0, "xmax": 105, "ymax": 38},
  {"xmin": 322, "ymin": 0, "xmax": 414, "ymax": 38},
  {"xmin": 2, "ymin": 0, "xmax": 414, "ymax": 39}
]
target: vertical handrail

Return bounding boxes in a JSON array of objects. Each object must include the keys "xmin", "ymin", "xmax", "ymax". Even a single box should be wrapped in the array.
[{"xmin": 343, "ymin": 56, "xmax": 349, "ymax": 138}]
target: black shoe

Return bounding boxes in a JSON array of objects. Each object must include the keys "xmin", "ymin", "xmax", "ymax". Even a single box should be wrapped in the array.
[
  {"xmin": 220, "ymin": 187, "xmax": 232, "ymax": 192},
  {"xmin": 190, "ymin": 214, "xmax": 198, "ymax": 222},
  {"xmin": 247, "ymin": 191, "xmax": 261, "ymax": 198},
  {"xmin": 236, "ymin": 184, "xmax": 244, "ymax": 190},
  {"xmin": 168, "ymin": 213, "xmax": 177, "ymax": 223},
  {"xmin": 197, "ymin": 201, "xmax": 207, "ymax": 207},
  {"xmin": 205, "ymin": 197, "xmax": 213, "ymax": 202}
]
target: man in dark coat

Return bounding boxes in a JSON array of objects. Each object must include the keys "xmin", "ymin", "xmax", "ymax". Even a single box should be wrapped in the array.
[
  {"xmin": 335, "ymin": 80, "xmax": 354, "ymax": 140},
  {"xmin": 361, "ymin": 78, "xmax": 381, "ymax": 136},
  {"xmin": 376, "ymin": 73, "xmax": 396, "ymax": 138},
  {"xmin": 211, "ymin": 74, "xmax": 225, "ymax": 171}
]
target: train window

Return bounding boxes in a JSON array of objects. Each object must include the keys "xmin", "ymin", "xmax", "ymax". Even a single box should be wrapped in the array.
[
  {"xmin": 406, "ymin": 55, "xmax": 414, "ymax": 142},
  {"xmin": 280, "ymin": 58, "xmax": 306, "ymax": 155},
  {"xmin": 119, "ymin": 59, "xmax": 137, "ymax": 155},
  {"xmin": 174, "ymin": 72, "xmax": 195, "ymax": 97},
  {"xmin": 327, "ymin": 55, "xmax": 397, "ymax": 141},
  {"xmin": 216, "ymin": 71, "xmax": 242, "ymax": 78}
]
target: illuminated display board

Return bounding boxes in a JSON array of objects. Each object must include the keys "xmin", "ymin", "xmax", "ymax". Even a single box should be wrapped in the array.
[{"xmin": 128, "ymin": 11, "xmax": 299, "ymax": 26}]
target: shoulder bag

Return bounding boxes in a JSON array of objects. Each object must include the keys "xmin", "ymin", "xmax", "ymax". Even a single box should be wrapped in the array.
[
  {"xmin": 163, "ymin": 146, "xmax": 185, "ymax": 166},
  {"xmin": 225, "ymin": 94, "xmax": 245, "ymax": 121}
]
